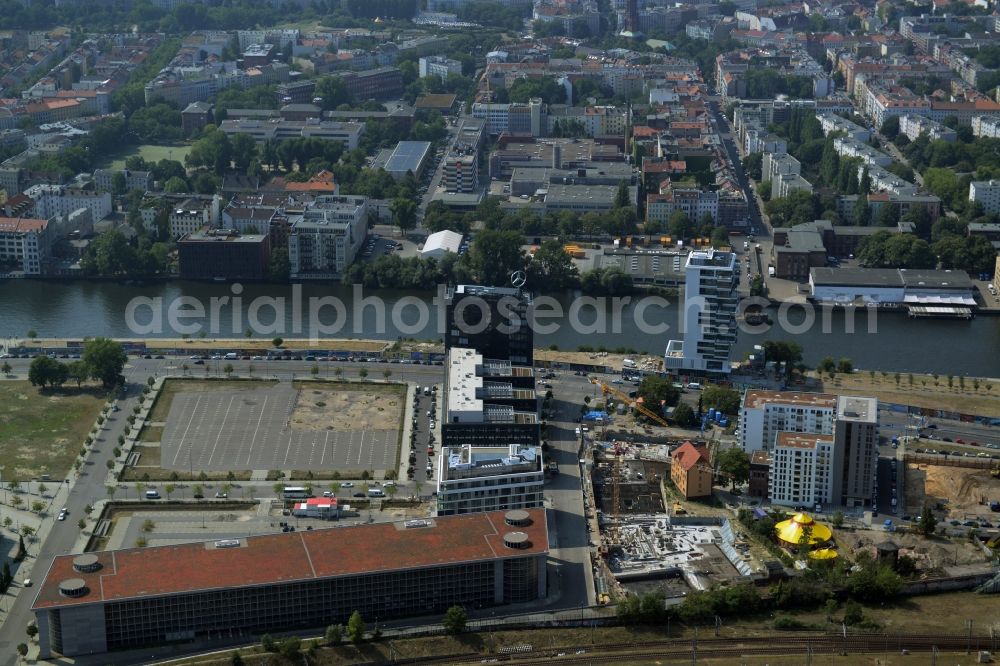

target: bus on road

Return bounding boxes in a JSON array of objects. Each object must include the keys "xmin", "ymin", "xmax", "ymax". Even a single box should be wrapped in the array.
[{"xmin": 282, "ymin": 486, "xmax": 310, "ymax": 500}]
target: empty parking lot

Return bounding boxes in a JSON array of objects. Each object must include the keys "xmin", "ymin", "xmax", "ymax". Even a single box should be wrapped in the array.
[{"xmin": 160, "ymin": 382, "xmax": 401, "ymax": 472}]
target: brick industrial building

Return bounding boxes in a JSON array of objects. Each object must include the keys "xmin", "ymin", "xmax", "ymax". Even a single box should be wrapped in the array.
[{"xmin": 33, "ymin": 510, "xmax": 548, "ymax": 657}]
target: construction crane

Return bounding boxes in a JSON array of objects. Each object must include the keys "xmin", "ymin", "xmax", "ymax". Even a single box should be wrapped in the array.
[
  {"xmin": 589, "ymin": 377, "xmax": 670, "ymax": 428},
  {"xmin": 608, "ymin": 441, "xmax": 627, "ymax": 549}
]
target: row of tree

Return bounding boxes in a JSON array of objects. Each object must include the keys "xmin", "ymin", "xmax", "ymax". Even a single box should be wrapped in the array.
[
  {"xmin": 621, "ymin": 546, "xmax": 902, "ymax": 627},
  {"xmin": 344, "ymin": 230, "xmax": 638, "ymax": 296},
  {"xmin": 856, "ymin": 225, "xmax": 997, "ymax": 273},
  {"xmin": 27, "ymin": 338, "xmax": 127, "ymax": 389}
]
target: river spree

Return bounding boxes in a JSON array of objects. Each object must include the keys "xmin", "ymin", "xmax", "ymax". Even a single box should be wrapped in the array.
[{"xmin": 1, "ymin": 279, "xmax": 999, "ymax": 376}]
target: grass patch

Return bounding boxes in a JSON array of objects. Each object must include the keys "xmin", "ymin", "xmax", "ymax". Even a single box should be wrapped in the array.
[
  {"xmin": 167, "ymin": 591, "xmax": 998, "ymax": 666},
  {"xmin": 138, "ymin": 338, "xmax": 388, "ymax": 352},
  {"xmin": 288, "ymin": 470, "xmax": 368, "ymax": 480},
  {"xmin": 820, "ymin": 371, "xmax": 1000, "ymax": 415},
  {"xmin": 120, "ymin": 467, "xmax": 252, "ymax": 482},
  {"xmin": 291, "ymin": 379, "xmax": 405, "ymax": 393},
  {"xmin": 98, "ymin": 143, "xmax": 191, "ymax": 171},
  {"xmin": 138, "ymin": 425, "xmax": 164, "ymax": 442},
  {"xmin": 131, "ymin": 444, "xmax": 161, "ymax": 466},
  {"xmin": 0, "ymin": 381, "xmax": 105, "ymax": 479},
  {"xmin": 147, "ymin": 378, "xmax": 278, "ymax": 422}
]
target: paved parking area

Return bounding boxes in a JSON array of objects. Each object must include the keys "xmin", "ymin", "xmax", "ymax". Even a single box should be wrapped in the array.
[{"xmin": 161, "ymin": 384, "xmax": 399, "ymax": 472}]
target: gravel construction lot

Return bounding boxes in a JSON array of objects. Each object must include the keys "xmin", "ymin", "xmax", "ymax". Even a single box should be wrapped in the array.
[{"xmin": 906, "ymin": 463, "xmax": 1000, "ymax": 521}]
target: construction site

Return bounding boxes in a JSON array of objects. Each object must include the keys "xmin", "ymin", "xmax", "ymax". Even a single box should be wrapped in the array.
[
  {"xmin": 588, "ymin": 434, "xmax": 761, "ymax": 601},
  {"xmin": 905, "ymin": 459, "xmax": 1000, "ymax": 523},
  {"xmin": 580, "ymin": 374, "xmax": 769, "ymax": 604}
]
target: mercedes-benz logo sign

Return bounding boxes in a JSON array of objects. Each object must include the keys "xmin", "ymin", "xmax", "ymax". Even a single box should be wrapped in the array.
[{"xmin": 511, "ymin": 270, "xmax": 527, "ymax": 288}]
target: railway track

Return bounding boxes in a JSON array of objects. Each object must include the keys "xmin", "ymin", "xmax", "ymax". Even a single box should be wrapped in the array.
[{"xmin": 401, "ymin": 632, "xmax": 996, "ymax": 665}]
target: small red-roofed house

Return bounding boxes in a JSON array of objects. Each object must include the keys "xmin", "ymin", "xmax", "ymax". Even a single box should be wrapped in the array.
[{"xmin": 671, "ymin": 441, "xmax": 712, "ymax": 498}]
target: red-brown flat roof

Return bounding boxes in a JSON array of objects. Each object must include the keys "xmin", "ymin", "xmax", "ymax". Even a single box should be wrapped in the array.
[
  {"xmin": 742, "ymin": 390, "xmax": 838, "ymax": 410},
  {"xmin": 0, "ymin": 217, "xmax": 47, "ymax": 233},
  {"xmin": 33, "ymin": 509, "xmax": 548, "ymax": 609}
]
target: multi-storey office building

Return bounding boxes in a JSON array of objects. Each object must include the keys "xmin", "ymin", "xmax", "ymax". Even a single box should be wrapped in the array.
[
  {"xmin": 664, "ymin": 249, "xmax": 738, "ymax": 375},
  {"xmin": 23, "ymin": 184, "xmax": 112, "ymax": 223},
  {"xmin": 441, "ymin": 117, "xmax": 486, "ymax": 193},
  {"xmin": 832, "ymin": 395, "xmax": 879, "ymax": 507},
  {"xmin": 287, "ymin": 195, "xmax": 367, "ymax": 278},
  {"xmin": 969, "ymin": 179, "xmax": 1000, "ymax": 215},
  {"xmin": 737, "ymin": 391, "xmax": 838, "ymax": 454},
  {"xmin": 436, "ymin": 444, "xmax": 544, "ymax": 515},
  {"xmin": 92, "ymin": 169, "xmax": 153, "ymax": 193},
  {"xmin": 33, "ymin": 510, "xmax": 548, "ymax": 658},
  {"xmin": 219, "ymin": 118, "xmax": 364, "ymax": 150},
  {"xmin": 442, "ymin": 347, "xmax": 539, "ymax": 449},
  {"xmin": 445, "ymin": 285, "xmax": 533, "ymax": 365},
  {"xmin": 739, "ymin": 391, "xmax": 879, "ymax": 508},
  {"xmin": 0, "ymin": 217, "xmax": 50, "ymax": 274},
  {"xmin": 419, "ymin": 55, "xmax": 462, "ymax": 81},
  {"xmin": 769, "ymin": 432, "xmax": 835, "ymax": 507},
  {"xmin": 177, "ymin": 230, "xmax": 271, "ymax": 281}
]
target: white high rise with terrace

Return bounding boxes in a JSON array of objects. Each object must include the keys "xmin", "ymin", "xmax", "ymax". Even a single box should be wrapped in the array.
[{"xmin": 664, "ymin": 249, "xmax": 738, "ymax": 375}]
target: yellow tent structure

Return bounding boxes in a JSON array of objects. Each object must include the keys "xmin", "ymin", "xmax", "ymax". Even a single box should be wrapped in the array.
[
  {"xmin": 807, "ymin": 547, "xmax": 839, "ymax": 561},
  {"xmin": 774, "ymin": 513, "xmax": 833, "ymax": 547}
]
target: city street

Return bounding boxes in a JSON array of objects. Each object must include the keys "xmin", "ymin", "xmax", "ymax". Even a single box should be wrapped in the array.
[
  {"xmin": 2, "ymin": 350, "xmax": 994, "ymax": 661},
  {"xmin": 0, "ymin": 375, "xmax": 138, "ymax": 666},
  {"xmin": 878, "ymin": 408, "xmax": 1000, "ymax": 448},
  {"xmin": 706, "ymin": 97, "xmax": 767, "ymax": 238},
  {"xmin": 0, "ymin": 355, "xmax": 608, "ymax": 661}
]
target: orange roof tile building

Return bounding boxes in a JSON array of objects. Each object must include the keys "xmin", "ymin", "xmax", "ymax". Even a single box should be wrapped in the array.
[
  {"xmin": 671, "ymin": 441, "xmax": 713, "ymax": 499},
  {"xmin": 33, "ymin": 509, "xmax": 548, "ymax": 658},
  {"xmin": 284, "ymin": 169, "xmax": 338, "ymax": 194}
]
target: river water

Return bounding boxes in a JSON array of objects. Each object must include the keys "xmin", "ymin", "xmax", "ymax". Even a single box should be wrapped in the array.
[{"xmin": 1, "ymin": 280, "xmax": 999, "ymax": 376}]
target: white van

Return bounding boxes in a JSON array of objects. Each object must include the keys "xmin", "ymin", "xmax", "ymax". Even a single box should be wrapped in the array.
[
  {"xmin": 687, "ymin": 382, "xmax": 702, "ymax": 390},
  {"xmin": 368, "ymin": 488, "xmax": 385, "ymax": 498},
  {"xmin": 145, "ymin": 490, "xmax": 160, "ymax": 499},
  {"xmin": 622, "ymin": 358, "xmax": 637, "ymax": 369},
  {"xmin": 224, "ymin": 352, "xmax": 238, "ymax": 360}
]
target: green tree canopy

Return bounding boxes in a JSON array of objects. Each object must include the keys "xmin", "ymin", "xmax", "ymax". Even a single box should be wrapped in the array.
[
  {"xmin": 671, "ymin": 402, "xmax": 697, "ymax": 427},
  {"xmin": 527, "ymin": 239, "xmax": 579, "ymax": 290},
  {"xmin": 185, "ymin": 126, "xmax": 232, "ymax": 175},
  {"xmin": 717, "ymin": 447, "xmax": 750, "ymax": 489},
  {"xmin": 468, "ymin": 228, "xmax": 525, "ymax": 286},
  {"xmin": 82, "ymin": 337, "xmax": 127, "ymax": 389},
  {"xmin": 28, "ymin": 356, "xmax": 68, "ymax": 388},
  {"xmin": 701, "ymin": 385, "xmax": 741, "ymax": 415},
  {"xmin": 347, "ymin": 610, "xmax": 366, "ymax": 643},
  {"xmin": 637, "ymin": 376, "xmax": 679, "ymax": 415},
  {"xmin": 442, "ymin": 605, "xmax": 467, "ymax": 634},
  {"xmin": 762, "ymin": 340, "xmax": 803, "ymax": 376},
  {"xmin": 390, "ymin": 197, "xmax": 418, "ymax": 235}
]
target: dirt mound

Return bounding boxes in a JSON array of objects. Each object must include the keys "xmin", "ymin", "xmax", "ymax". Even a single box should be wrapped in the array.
[
  {"xmin": 291, "ymin": 386, "xmax": 403, "ymax": 431},
  {"xmin": 907, "ymin": 463, "xmax": 1000, "ymax": 519}
]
